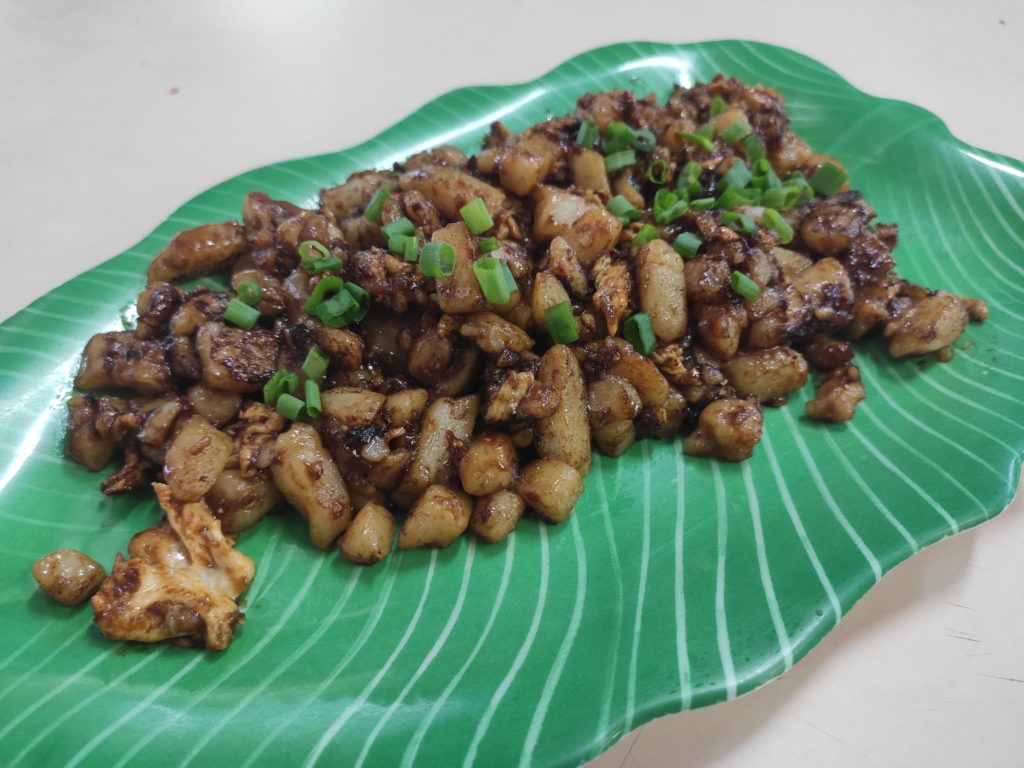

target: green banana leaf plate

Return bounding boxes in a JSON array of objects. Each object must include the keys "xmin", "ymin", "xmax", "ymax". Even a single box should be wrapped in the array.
[{"xmin": 1, "ymin": 40, "xmax": 1022, "ymax": 768}]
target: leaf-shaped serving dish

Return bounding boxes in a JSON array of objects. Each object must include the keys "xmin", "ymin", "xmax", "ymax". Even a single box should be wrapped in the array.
[{"xmin": 1, "ymin": 40, "xmax": 1022, "ymax": 768}]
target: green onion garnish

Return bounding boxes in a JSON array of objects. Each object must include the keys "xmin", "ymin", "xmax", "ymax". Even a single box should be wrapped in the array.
[
  {"xmin": 298, "ymin": 240, "xmax": 331, "ymax": 271},
  {"xmin": 472, "ymin": 257, "xmax": 513, "ymax": 304},
  {"xmin": 677, "ymin": 131, "xmax": 713, "ymax": 153},
  {"xmin": 460, "ymin": 197, "xmax": 494, "ymax": 235},
  {"xmin": 606, "ymin": 195, "xmax": 640, "ymax": 224},
  {"xmin": 676, "ymin": 160, "xmax": 703, "ymax": 197},
  {"xmin": 401, "ymin": 235, "xmax": 422, "ymax": 262},
  {"xmin": 311, "ymin": 255, "xmax": 344, "ymax": 274},
  {"xmin": 544, "ymin": 301, "xmax": 579, "ymax": 344},
  {"xmin": 809, "ymin": 162, "xmax": 849, "ymax": 196},
  {"xmin": 689, "ymin": 197, "xmax": 716, "ymax": 211},
  {"xmin": 762, "ymin": 208, "xmax": 794, "ymax": 244},
  {"xmin": 722, "ymin": 212, "xmax": 758, "ymax": 234},
  {"xmin": 730, "ymin": 270, "xmax": 760, "ymax": 301},
  {"xmin": 478, "ymin": 236, "xmax": 499, "ymax": 253},
  {"xmin": 652, "ymin": 188, "xmax": 688, "ymax": 225},
  {"xmin": 314, "ymin": 292, "xmax": 356, "ymax": 327},
  {"xmin": 785, "ymin": 172, "xmax": 816, "ymax": 205},
  {"xmin": 363, "ymin": 185, "xmax": 390, "ymax": 224},
  {"xmin": 304, "ymin": 379, "xmax": 322, "ymax": 418},
  {"xmin": 387, "ymin": 234, "xmax": 408, "ymax": 256},
  {"xmin": 744, "ymin": 134, "xmax": 767, "ymax": 163},
  {"xmin": 623, "ymin": 312, "xmax": 656, "ymax": 355},
  {"xmin": 314, "ymin": 282, "xmax": 370, "ymax": 328},
  {"xmin": 500, "ymin": 261, "xmax": 518, "ymax": 296},
  {"xmin": 645, "ymin": 158, "xmax": 669, "ymax": 185},
  {"xmin": 719, "ymin": 120, "xmax": 752, "ymax": 144},
  {"xmin": 602, "ymin": 121, "xmax": 637, "ymax": 154},
  {"xmin": 419, "ymin": 242, "xmax": 456, "ymax": 278},
  {"xmin": 716, "ymin": 186, "xmax": 759, "ymax": 210},
  {"xmin": 631, "ymin": 129, "xmax": 657, "ymax": 153},
  {"xmin": 631, "ymin": 223, "xmax": 659, "ymax": 249},
  {"xmin": 720, "ymin": 160, "xmax": 752, "ymax": 190},
  {"xmin": 380, "ymin": 217, "xmax": 415, "ymax": 239},
  {"xmin": 710, "ymin": 95, "xmax": 728, "ymax": 116},
  {"xmin": 698, "ymin": 123, "xmax": 715, "ymax": 139},
  {"xmin": 276, "ymin": 393, "xmax": 305, "ymax": 421},
  {"xmin": 224, "ymin": 298, "xmax": 260, "ymax": 329},
  {"xmin": 304, "ymin": 275, "xmax": 345, "ymax": 314},
  {"xmin": 672, "ymin": 231, "xmax": 702, "ymax": 260},
  {"xmin": 604, "ymin": 149, "xmax": 636, "ymax": 173},
  {"xmin": 577, "ymin": 120, "xmax": 598, "ymax": 149},
  {"xmin": 263, "ymin": 369, "xmax": 298, "ymax": 405},
  {"xmin": 302, "ymin": 345, "xmax": 329, "ymax": 382},
  {"xmin": 237, "ymin": 280, "xmax": 264, "ymax": 306},
  {"xmin": 760, "ymin": 185, "xmax": 801, "ymax": 210}
]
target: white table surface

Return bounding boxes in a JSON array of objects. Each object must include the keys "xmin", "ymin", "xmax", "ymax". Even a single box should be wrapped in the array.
[{"xmin": 1, "ymin": 1, "xmax": 1021, "ymax": 766}]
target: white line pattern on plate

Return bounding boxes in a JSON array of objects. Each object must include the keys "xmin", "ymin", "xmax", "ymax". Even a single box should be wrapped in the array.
[
  {"xmin": 742, "ymin": 463, "xmax": 794, "ymax": 670},
  {"xmin": 520, "ymin": 513, "xmax": 588, "ymax": 767},
  {"xmin": 463, "ymin": 526, "xmax": 550, "ymax": 768},
  {"xmin": 711, "ymin": 463, "xmax": 738, "ymax": 700},
  {"xmin": 303, "ymin": 550, "xmax": 440, "ymax": 767}
]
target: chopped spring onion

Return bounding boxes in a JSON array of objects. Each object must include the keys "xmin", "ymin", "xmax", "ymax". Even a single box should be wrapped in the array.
[
  {"xmin": 380, "ymin": 217, "xmax": 415, "ymax": 239},
  {"xmin": 500, "ymin": 261, "xmax": 518, "ymax": 295},
  {"xmin": 722, "ymin": 211, "xmax": 758, "ymax": 234},
  {"xmin": 677, "ymin": 131, "xmax": 713, "ymax": 153},
  {"xmin": 631, "ymin": 129, "xmax": 657, "ymax": 153},
  {"xmin": 730, "ymin": 270, "xmax": 761, "ymax": 300},
  {"xmin": 237, "ymin": 279, "xmax": 263, "ymax": 306},
  {"xmin": 318, "ymin": 283, "xmax": 370, "ymax": 327},
  {"xmin": 751, "ymin": 160, "xmax": 782, "ymax": 192},
  {"xmin": 719, "ymin": 119, "xmax": 752, "ymax": 144},
  {"xmin": 304, "ymin": 275, "xmax": 345, "ymax": 314},
  {"xmin": 473, "ymin": 257, "xmax": 513, "ymax": 304},
  {"xmin": 631, "ymin": 223, "xmax": 659, "ymax": 249},
  {"xmin": 478, "ymin": 236, "xmax": 499, "ymax": 253},
  {"xmin": 302, "ymin": 345, "xmax": 329, "ymax": 382},
  {"xmin": 460, "ymin": 197, "xmax": 494, "ymax": 235},
  {"xmin": 784, "ymin": 172, "xmax": 815, "ymax": 205},
  {"xmin": 709, "ymin": 95, "xmax": 728, "ymax": 116},
  {"xmin": 604, "ymin": 149, "xmax": 636, "ymax": 173},
  {"xmin": 388, "ymin": 234, "xmax": 419, "ymax": 262},
  {"xmin": 601, "ymin": 121, "xmax": 637, "ymax": 154},
  {"xmin": 716, "ymin": 186, "xmax": 759, "ymax": 210},
  {"xmin": 307, "ymin": 279, "xmax": 369, "ymax": 328},
  {"xmin": 363, "ymin": 185, "xmax": 390, "ymax": 224},
  {"xmin": 298, "ymin": 240, "xmax": 331, "ymax": 270},
  {"xmin": 606, "ymin": 195, "xmax": 640, "ymax": 224},
  {"xmin": 698, "ymin": 123, "xmax": 715, "ymax": 139},
  {"xmin": 304, "ymin": 380, "xmax": 322, "ymax": 418},
  {"xmin": 309, "ymin": 255, "xmax": 344, "ymax": 274},
  {"xmin": 720, "ymin": 159, "xmax": 752, "ymax": 190},
  {"xmin": 809, "ymin": 162, "xmax": 849, "ymax": 196},
  {"xmin": 672, "ymin": 231, "xmax": 702, "ymax": 260},
  {"xmin": 224, "ymin": 298, "xmax": 260, "ymax": 329},
  {"xmin": 623, "ymin": 312, "xmax": 656, "ymax": 355},
  {"xmin": 314, "ymin": 292, "xmax": 356, "ymax": 328},
  {"xmin": 743, "ymin": 133, "xmax": 766, "ymax": 163},
  {"xmin": 676, "ymin": 160, "xmax": 703, "ymax": 197},
  {"xmin": 544, "ymin": 301, "xmax": 579, "ymax": 344},
  {"xmin": 646, "ymin": 158, "xmax": 669, "ymax": 185},
  {"xmin": 419, "ymin": 242, "xmax": 456, "ymax": 277},
  {"xmin": 577, "ymin": 120, "xmax": 598, "ymax": 149},
  {"xmin": 762, "ymin": 208, "xmax": 794, "ymax": 244},
  {"xmin": 276, "ymin": 393, "xmax": 305, "ymax": 421},
  {"xmin": 689, "ymin": 196, "xmax": 716, "ymax": 211},
  {"xmin": 263, "ymin": 369, "xmax": 299, "ymax": 405},
  {"xmin": 760, "ymin": 183, "xmax": 805, "ymax": 210},
  {"xmin": 652, "ymin": 188, "xmax": 688, "ymax": 224}
]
